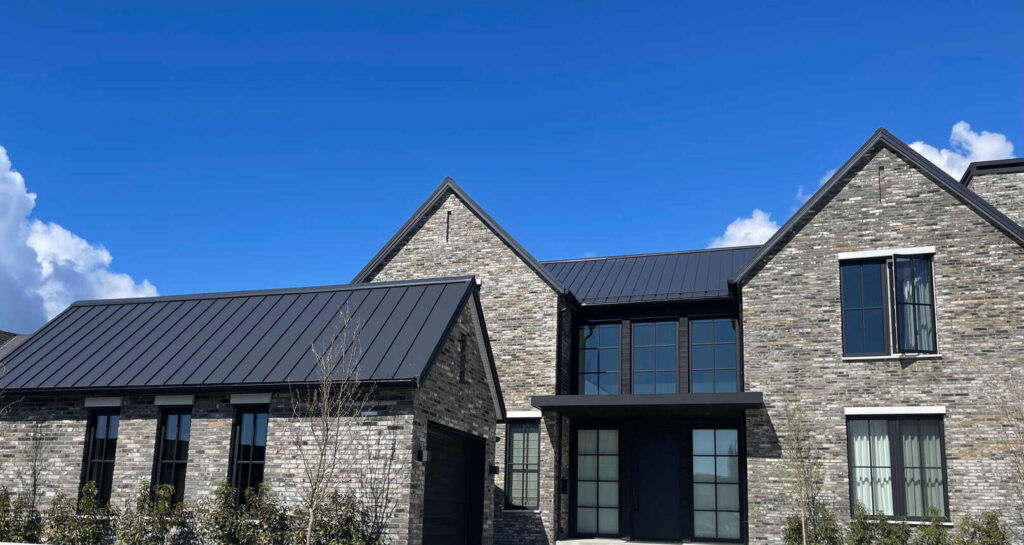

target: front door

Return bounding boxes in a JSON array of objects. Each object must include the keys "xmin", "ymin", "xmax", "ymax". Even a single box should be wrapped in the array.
[{"xmin": 633, "ymin": 430, "xmax": 683, "ymax": 541}]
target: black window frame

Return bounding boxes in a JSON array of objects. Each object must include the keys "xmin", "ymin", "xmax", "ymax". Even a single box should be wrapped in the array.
[
  {"xmin": 840, "ymin": 259, "xmax": 891, "ymax": 357},
  {"xmin": 845, "ymin": 415, "xmax": 950, "ymax": 521},
  {"xmin": 579, "ymin": 322, "xmax": 621, "ymax": 396},
  {"xmin": 692, "ymin": 427, "xmax": 743, "ymax": 542},
  {"xmin": 81, "ymin": 408, "xmax": 120, "ymax": 505},
  {"xmin": 228, "ymin": 404, "xmax": 270, "ymax": 503},
  {"xmin": 893, "ymin": 256, "xmax": 938, "ymax": 354},
  {"xmin": 504, "ymin": 419, "xmax": 541, "ymax": 510},
  {"xmin": 631, "ymin": 320, "xmax": 679, "ymax": 395},
  {"xmin": 153, "ymin": 406, "xmax": 193, "ymax": 504},
  {"xmin": 689, "ymin": 317, "xmax": 740, "ymax": 394}
]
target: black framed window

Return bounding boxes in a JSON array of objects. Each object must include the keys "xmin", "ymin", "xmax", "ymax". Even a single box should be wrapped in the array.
[
  {"xmin": 576, "ymin": 429, "xmax": 618, "ymax": 536},
  {"xmin": 505, "ymin": 421, "xmax": 540, "ymax": 509},
  {"xmin": 693, "ymin": 428, "xmax": 741, "ymax": 540},
  {"xmin": 579, "ymin": 324, "xmax": 620, "ymax": 395},
  {"xmin": 847, "ymin": 416, "xmax": 948, "ymax": 520},
  {"xmin": 633, "ymin": 321, "xmax": 677, "ymax": 394},
  {"xmin": 894, "ymin": 257, "xmax": 936, "ymax": 354},
  {"xmin": 82, "ymin": 409, "xmax": 120, "ymax": 504},
  {"xmin": 841, "ymin": 260, "xmax": 888, "ymax": 356},
  {"xmin": 230, "ymin": 405, "xmax": 269, "ymax": 502},
  {"xmin": 691, "ymin": 319, "xmax": 738, "ymax": 393},
  {"xmin": 154, "ymin": 407, "xmax": 192, "ymax": 504}
]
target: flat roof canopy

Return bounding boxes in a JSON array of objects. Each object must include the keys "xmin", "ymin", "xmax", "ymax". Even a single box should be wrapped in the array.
[{"xmin": 531, "ymin": 392, "xmax": 763, "ymax": 419}]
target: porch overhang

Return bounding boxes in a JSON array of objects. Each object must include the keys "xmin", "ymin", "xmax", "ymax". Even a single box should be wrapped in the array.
[{"xmin": 531, "ymin": 392, "xmax": 763, "ymax": 418}]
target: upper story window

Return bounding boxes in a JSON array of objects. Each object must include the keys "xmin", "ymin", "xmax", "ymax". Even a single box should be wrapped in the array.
[
  {"xmin": 580, "ymin": 324, "xmax": 620, "ymax": 395},
  {"xmin": 82, "ymin": 409, "xmax": 119, "ymax": 504},
  {"xmin": 632, "ymin": 321, "xmax": 677, "ymax": 394},
  {"xmin": 840, "ymin": 252, "xmax": 936, "ymax": 357},
  {"xmin": 154, "ymin": 407, "xmax": 192, "ymax": 504},
  {"xmin": 230, "ymin": 405, "xmax": 269, "ymax": 502},
  {"xmin": 690, "ymin": 319, "xmax": 738, "ymax": 393}
]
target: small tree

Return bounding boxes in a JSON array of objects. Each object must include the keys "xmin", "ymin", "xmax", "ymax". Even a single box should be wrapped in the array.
[
  {"xmin": 913, "ymin": 508, "xmax": 950, "ymax": 545},
  {"xmin": 46, "ymin": 481, "xmax": 114, "ymax": 545},
  {"xmin": 0, "ymin": 487, "xmax": 43, "ymax": 543},
  {"xmin": 782, "ymin": 402, "xmax": 825, "ymax": 545},
  {"xmin": 117, "ymin": 483, "xmax": 192, "ymax": 545},
  {"xmin": 200, "ymin": 482, "xmax": 287, "ymax": 545},
  {"xmin": 955, "ymin": 512, "xmax": 1010, "ymax": 545}
]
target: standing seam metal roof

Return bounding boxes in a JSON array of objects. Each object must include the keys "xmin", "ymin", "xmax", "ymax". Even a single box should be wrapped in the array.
[{"xmin": 0, "ymin": 277, "xmax": 481, "ymax": 394}]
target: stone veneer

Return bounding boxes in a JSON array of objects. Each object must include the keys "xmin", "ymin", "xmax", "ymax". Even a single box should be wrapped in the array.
[
  {"xmin": 0, "ymin": 297, "xmax": 497, "ymax": 545},
  {"xmin": 362, "ymin": 190, "xmax": 564, "ymax": 544},
  {"xmin": 741, "ymin": 144, "xmax": 1024, "ymax": 544}
]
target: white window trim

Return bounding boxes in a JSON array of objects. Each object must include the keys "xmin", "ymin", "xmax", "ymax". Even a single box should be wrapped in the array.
[
  {"xmin": 155, "ymin": 394, "xmax": 194, "ymax": 406},
  {"xmin": 230, "ymin": 392, "xmax": 272, "ymax": 405},
  {"xmin": 84, "ymin": 397, "xmax": 121, "ymax": 408},
  {"xmin": 842, "ymin": 353, "xmax": 942, "ymax": 362},
  {"xmin": 837, "ymin": 246, "xmax": 936, "ymax": 261},
  {"xmin": 506, "ymin": 410, "xmax": 542, "ymax": 420},
  {"xmin": 844, "ymin": 405, "xmax": 946, "ymax": 416}
]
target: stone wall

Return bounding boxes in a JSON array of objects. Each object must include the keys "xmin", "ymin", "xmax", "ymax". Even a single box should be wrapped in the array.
[
  {"xmin": 967, "ymin": 170, "xmax": 1024, "ymax": 227},
  {"xmin": 741, "ymin": 145, "xmax": 1024, "ymax": 544},
  {"xmin": 363, "ymin": 190, "xmax": 562, "ymax": 543}
]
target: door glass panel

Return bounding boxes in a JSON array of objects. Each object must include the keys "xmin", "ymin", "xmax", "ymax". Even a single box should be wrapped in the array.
[
  {"xmin": 576, "ymin": 429, "xmax": 618, "ymax": 536},
  {"xmin": 693, "ymin": 428, "xmax": 742, "ymax": 540}
]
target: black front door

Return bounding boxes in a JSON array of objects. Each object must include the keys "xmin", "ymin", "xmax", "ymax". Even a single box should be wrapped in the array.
[
  {"xmin": 422, "ymin": 423, "xmax": 485, "ymax": 545},
  {"xmin": 632, "ymin": 430, "xmax": 683, "ymax": 541}
]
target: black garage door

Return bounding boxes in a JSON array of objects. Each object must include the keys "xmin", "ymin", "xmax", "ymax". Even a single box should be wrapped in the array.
[{"xmin": 422, "ymin": 423, "xmax": 486, "ymax": 545}]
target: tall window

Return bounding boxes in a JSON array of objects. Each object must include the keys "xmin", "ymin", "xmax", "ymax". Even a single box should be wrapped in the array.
[
  {"xmin": 154, "ymin": 408, "xmax": 192, "ymax": 504},
  {"xmin": 230, "ymin": 406, "xmax": 269, "ymax": 502},
  {"xmin": 506, "ymin": 421, "xmax": 540, "ymax": 509},
  {"xmin": 576, "ymin": 429, "xmax": 618, "ymax": 536},
  {"xmin": 691, "ymin": 319, "xmax": 738, "ymax": 393},
  {"xmin": 82, "ymin": 409, "xmax": 120, "ymax": 504},
  {"xmin": 633, "ymin": 321, "xmax": 677, "ymax": 394},
  {"xmin": 693, "ymin": 428, "xmax": 741, "ymax": 540},
  {"xmin": 840, "ymin": 254, "xmax": 937, "ymax": 356},
  {"xmin": 580, "ymin": 324, "xmax": 620, "ymax": 395},
  {"xmin": 848, "ymin": 417, "xmax": 947, "ymax": 519}
]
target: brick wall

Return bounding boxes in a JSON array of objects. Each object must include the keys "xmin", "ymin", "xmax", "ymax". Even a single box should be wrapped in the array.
[
  {"xmin": 0, "ymin": 396, "xmax": 86, "ymax": 503},
  {"xmin": 741, "ymin": 145, "xmax": 1024, "ymax": 544},
  {"xmin": 967, "ymin": 170, "xmax": 1024, "ymax": 227}
]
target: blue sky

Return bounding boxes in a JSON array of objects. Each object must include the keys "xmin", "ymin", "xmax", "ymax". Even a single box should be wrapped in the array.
[{"xmin": 1, "ymin": 1, "xmax": 1022, "ymax": 332}]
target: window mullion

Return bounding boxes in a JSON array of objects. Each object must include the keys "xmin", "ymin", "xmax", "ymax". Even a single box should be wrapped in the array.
[{"xmin": 890, "ymin": 419, "xmax": 905, "ymax": 518}]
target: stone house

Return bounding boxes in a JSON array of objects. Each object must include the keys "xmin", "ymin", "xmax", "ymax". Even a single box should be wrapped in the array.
[{"xmin": 2, "ymin": 127, "xmax": 1024, "ymax": 545}]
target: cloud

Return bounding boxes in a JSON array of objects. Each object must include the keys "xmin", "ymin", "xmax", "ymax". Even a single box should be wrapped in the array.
[
  {"xmin": 795, "ymin": 168, "xmax": 837, "ymax": 205},
  {"xmin": 910, "ymin": 121, "xmax": 1015, "ymax": 178},
  {"xmin": 708, "ymin": 209, "xmax": 779, "ymax": 248},
  {"xmin": 0, "ymin": 145, "xmax": 156, "ymax": 332}
]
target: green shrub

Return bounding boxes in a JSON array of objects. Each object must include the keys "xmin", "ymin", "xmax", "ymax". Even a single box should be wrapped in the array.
[
  {"xmin": 955, "ymin": 512, "xmax": 1009, "ymax": 545},
  {"xmin": 846, "ymin": 503, "xmax": 910, "ymax": 545},
  {"xmin": 288, "ymin": 492, "xmax": 369, "ymax": 545},
  {"xmin": 201, "ymin": 482, "xmax": 287, "ymax": 545},
  {"xmin": 45, "ymin": 481, "xmax": 115, "ymax": 545},
  {"xmin": 876, "ymin": 513, "xmax": 910, "ymax": 545},
  {"xmin": 0, "ymin": 487, "xmax": 43, "ymax": 543},
  {"xmin": 784, "ymin": 505, "xmax": 843, "ymax": 545},
  {"xmin": 913, "ymin": 508, "xmax": 950, "ymax": 545},
  {"xmin": 117, "ymin": 483, "xmax": 197, "ymax": 545}
]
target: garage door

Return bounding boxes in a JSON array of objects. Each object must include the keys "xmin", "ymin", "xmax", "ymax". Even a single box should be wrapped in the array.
[{"xmin": 422, "ymin": 422, "xmax": 486, "ymax": 545}]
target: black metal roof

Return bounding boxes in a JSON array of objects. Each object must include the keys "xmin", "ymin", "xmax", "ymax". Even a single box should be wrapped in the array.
[
  {"xmin": 0, "ymin": 277, "xmax": 487, "ymax": 395},
  {"xmin": 543, "ymin": 246, "xmax": 759, "ymax": 305},
  {"xmin": 731, "ymin": 128, "xmax": 1024, "ymax": 287},
  {"xmin": 961, "ymin": 157, "xmax": 1024, "ymax": 186}
]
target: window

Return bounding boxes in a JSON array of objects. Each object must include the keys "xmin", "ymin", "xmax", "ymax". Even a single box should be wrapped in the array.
[
  {"xmin": 576, "ymin": 429, "xmax": 618, "ymax": 536},
  {"xmin": 580, "ymin": 324, "xmax": 620, "ymax": 395},
  {"xmin": 506, "ymin": 421, "xmax": 540, "ymax": 509},
  {"xmin": 633, "ymin": 321, "xmax": 677, "ymax": 394},
  {"xmin": 847, "ymin": 417, "xmax": 947, "ymax": 519},
  {"xmin": 82, "ymin": 409, "xmax": 120, "ymax": 504},
  {"xmin": 154, "ymin": 408, "xmax": 192, "ymax": 504},
  {"xmin": 693, "ymin": 428, "xmax": 741, "ymax": 540},
  {"xmin": 840, "ymin": 254, "xmax": 937, "ymax": 356},
  {"xmin": 691, "ymin": 319, "xmax": 738, "ymax": 393},
  {"xmin": 230, "ymin": 405, "xmax": 269, "ymax": 502}
]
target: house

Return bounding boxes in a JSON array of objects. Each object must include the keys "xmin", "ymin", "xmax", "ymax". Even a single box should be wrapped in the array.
[
  {"xmin": 0, "ymin": 277, "xmax": 505, "ymax": 545},
  {"xmin": 2, "ymin": 127, "xmax": 1023, "ymax": 545}
]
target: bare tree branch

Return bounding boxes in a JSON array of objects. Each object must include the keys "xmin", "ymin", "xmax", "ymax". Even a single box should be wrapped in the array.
[{"xmin": 782, "ymin": 401, "xmax": 824, "ymax": 545}]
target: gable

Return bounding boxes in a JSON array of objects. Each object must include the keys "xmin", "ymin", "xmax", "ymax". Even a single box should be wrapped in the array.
[
  {"xmin": 353, "ymin": 178, "xmax": 565, "ymax": 294},
  {"xmin": 732, "ymin": 128, "xmax": 1024, "ymax": 287}
]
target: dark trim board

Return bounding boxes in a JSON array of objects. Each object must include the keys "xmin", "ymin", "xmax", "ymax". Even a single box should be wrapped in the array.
[
  {"xmin": 532, "ymin": 392, "xmax": 763, "ymax": 418},
  {"xmin": 961, "ymin": 157, "xmax": 1024, "ymax": 186}
]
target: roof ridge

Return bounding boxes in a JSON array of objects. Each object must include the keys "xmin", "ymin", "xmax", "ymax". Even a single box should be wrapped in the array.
[
  {"xmin": 71, "ymin": 276, "xmax": 476, "ymax": 307},
  {"xmin": 542, "ymin": 245, "xmax": 760, "ymax": 264}
]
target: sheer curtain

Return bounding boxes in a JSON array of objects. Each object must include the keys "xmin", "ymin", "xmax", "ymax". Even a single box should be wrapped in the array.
[{"xmin": 850, "ymin": 420, "xmax": 894, "ymax": 515}]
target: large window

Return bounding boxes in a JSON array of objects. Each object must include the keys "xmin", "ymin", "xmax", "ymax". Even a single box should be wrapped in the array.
[
  {"xmin": 840, "ymin": 254, "xmax": 936, "ymax": 356},
  {"xmin": 506, "ymin": 421, "xmax": 540, "ymax": 509},
  {"xmin": 154, "ymin": 407, "xmax": 192, "ymax": 504},
  {"xmin": 82, "ymin": 409, "xmax": 120, "ymax": 504},
  {"xmin": 230, "ymin": 405, "xmax": 269, "ymax": 502},
  {"xmin": 691, "ymin": 319, "xmax": 738, "ymax": 393},
  {"xmin": 693, "ymin": 428, "xmax": 741, "ymax": 540},
  {"xmin": 847, "ymin": 417, "xmax": 947, "ymax": 519},
  {"xmin": 633, "ymin": 321, "xmax": 677, "ymax": 394},
  {"xmin": 580, "ymin": 324, "xmax": 620, "ymax": 395},
  {"xmin": 576, "ymin": 429, "xmax": 619, "ymax": 536}
]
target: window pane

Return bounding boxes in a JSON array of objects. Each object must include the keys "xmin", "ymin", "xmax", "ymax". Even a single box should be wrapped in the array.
[
  {"xmin": 716, "ymin": 430, "xmax": 739, "ymax": 455},
  {"xmin": 902, "ymin": 421, "xmax": 921, "ymax": 467},
  {"xmin": 914, "ymin": 259, "xmax": 933, "ymax": 304},
  {"xmin": 597, "ymin": 508, "xmax": 618, "ymax": 534},
  {"xmin": 717, "ymin": 484, "xmax": 740, "ymax": 511},
  {"xmin": 842, "ymin": 264, "xmax": 863, "ymax": 308},
  {"xmin": 655, "ymin": 372, "xmax": 676, "ymax": 393},
  {"xmin": 895, "ymin": 259, "xmax": 914, "ymax": 304},
  {"xmin": 852, "ymin": 467, "xmax": 873, "ymax": 513},
  {"xmin": 920, "ymin": 421, "xmax": 942, "ymax": 467},
  {"xmin": 692, "ymin": 371, "xmax": 713, "ymax": 393},
  {"xmin": 655, "ymin": 346, "xmax": 676, "ymax": 371},
  {"xmin": 583, "ymin": 373, "xmax": 599, "ymax": 395},
  {"xmin": 693, "ymin": 430, "xmax": 715, "ymax": 455},
  {"xmin": 598, "ymin": 456, "xmax": 618, "ymax": 480},
  {"xmin": 714, "ymin": 319, "xmax": 737, "ymax": 343},
  {"xmin": 904, "ymin": 467, "xmax": 923, "ymax": 518},
  {"xmin": 634, "ymin": 373, "xmax": 654, "ymax": 394},
  {"xmin": 862, "ymin": 263, "xmax": 883, "ymax": 307},
  {"xmin": 872, "ymin": 467, "xmax": 894, "ymax": 516},
  {"xmin": 870, "ymin": 421, "xmax": 890, "ymax": 466},
  {"xmin": 714, "ymin": 344, "xmax": 737, "ymax": 369},
  {"xmin": 578, "ymin": 456, "xmax": 597, "ymax": 480},
  {"xmin": 241, "ymin": 413, "xmax": 254, "ymax": 446},
  {"xmin": 578, "ymin": 430, "xmax": 598, "ymax": 454},
  {"xmin": 718, "ymin": 512, "xmax": 741, "ymax": 539},
  {"xmin": 633, "ymin": 323, "xmax": 654, "ymax": 346},
  {"xmin": 578, "ymin": 482, "xmax": 597, "ymax": 506},
  {"xmin": 849, "ymin": 420, "xmax": 870, "ymax": 466},
  {"xmin": 916, "ymin": 306, "xmax": 936, "ymax": 352},
  {"xmin": 656, "ymin": 322, "xmax": 676, "ymax": 345},
  {"xmin": 598, "ymin": 374, "xmax": 619, "ymax": 395},
  {"xmin": 717, "ymin": 456, "xmax": 739, "ymax": 482},
  {"xmin": 691, "ymin": 345, "xmax": 714, "ymax": 370},
  {"xmin": 599, "ymin": 348, "xmax": 619, "ymax": 372},
  {"xmin": 634, "ymin": 347, "xmax": 654, "ymax": 371},
  {"xmin": 598, "ymin": 482, "xmax": 618, "ymax": 507},
  {"xmin": 695, "ymin": 511, "xmax": 716, "ymax": 538},
  {"xmin": 714, "ymin": 370, "xmax": 737, "ymax": 393},
  {"xmin": 584, "ymin": 350, "xmax": 599, "ymax": 372},
  {"xmin": 864, "ymin": 309, "xmax": 886, "ymax": 354},
  {"xmin": 694, "ymin": 483, "xmax": 716, "ymax": 510},
  {"xmin": 691, "ymin": 320, "xmax": 713, "ymax": 344},
  {"xmin": 598, "ymin": 430, "xmax": 618, "ymax": 454},
  {"xmin": 844, "ymin": 310, "xmax": 865, "ymax": 354},
  {"xmin": 599, "ymin": 324, "xmax": 619, "ymax": 347},
  {"xmin": 923, "ymin": 469, "xmax": 945, "ymax": 515},
  {"xmin": 577, "ymin": 508, "xmax": 597, "ymax": 534},
  {"xmin": 582, "ymin": 326, "xmax": 597, "ymax": 348},
  {"xmin": 693, "ymin": 457, "xmax": 715, "ymax": 482}
]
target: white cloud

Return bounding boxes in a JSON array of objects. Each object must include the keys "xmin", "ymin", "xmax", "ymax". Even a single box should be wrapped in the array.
[
  {"xmin": 708, "ymin": 209, "xmax": 779, "ymax": 248},
  {"xmin": 910, "ymin": 121, "xmax": 1015, "ymax": 178},
  {"xmin": 0, "ymin": 145, "xmax": 156, "ymax": 332},
  {"xmin": 795, "ymin": 168, "xmax": 837, "ymax": 204}
]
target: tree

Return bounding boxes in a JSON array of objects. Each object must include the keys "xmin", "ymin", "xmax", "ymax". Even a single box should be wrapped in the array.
[
  {"xmin": 781, "ymin": 402, "xmax": 825, "ymax": 545},
  {"xmin": 1005, "ymin": 399, "xmax": 1024, "ymax": 540}
]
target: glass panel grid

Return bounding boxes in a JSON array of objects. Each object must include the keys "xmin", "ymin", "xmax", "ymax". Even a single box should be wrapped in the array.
[
  {"xmin": 841, "ymin": 261, "xmax": 888, "ymax": 356},
  {"xmin": 693, "ymin": 428, "xmax": 741, "ymax": 540},
  {"xmin": 690, "ymin": 319, "xmax": 738, "ymax": 393},
  {"xmin": 506, "ymin": 421, "xmax": 541, "ymax": 508},
  {"xmin": 82, "ymin": 410, "xmax": 119, "ymax": 504},
  {"xmin": 580, "ymin": 324, "xmax": 620, "ymax": 395},
  {"xmin": 633, "ymin": 321, "xmax": 677, "ymax": 394},
  {"xmin": 576, "ymin": 429, "xmax": 618, "ymax": 536},
  {"xmin": 231, "ymin": 406, "xmax": 269, "ymax": 503},
  {"xmin": 154, "ymin": 408, "xmax": 192, "ymax": 504},
  {"xmin": 894, "ymin": 257, "xmax": 936, "ymax": 354}
]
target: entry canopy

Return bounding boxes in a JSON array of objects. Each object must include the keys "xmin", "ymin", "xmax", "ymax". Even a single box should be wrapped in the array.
[{"xmin": 531, "ymin": 392, "xmax": 763, "ymax": 418}]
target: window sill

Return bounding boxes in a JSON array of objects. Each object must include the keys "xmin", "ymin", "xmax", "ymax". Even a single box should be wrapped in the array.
[
  {"xmin": 500, "ymin": 508, "xmax": 542, "ymax": 515},
  {"xmin": 895, "ymin": 520, "xmax": 954, "ymax": 527},
  {"xmin": 842, "ymin": 353, "xmax": 942, "ymax": 362}
]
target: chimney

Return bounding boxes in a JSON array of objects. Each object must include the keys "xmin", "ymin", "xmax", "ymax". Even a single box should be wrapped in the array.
[{"xmin": 961, "ymin": 158, "xmax": 1024, "ymax": 227}]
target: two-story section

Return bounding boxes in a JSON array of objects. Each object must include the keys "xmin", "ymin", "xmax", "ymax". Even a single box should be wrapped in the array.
[{"xmin": 533, "ymin": 248, "xmax": 765, "ymax": 542}]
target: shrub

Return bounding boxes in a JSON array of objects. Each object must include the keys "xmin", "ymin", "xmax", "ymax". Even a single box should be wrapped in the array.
[
  {"xmin": 846, "ymin": 503, "xmax": 910, "ymax": 545},
  {"xmin": 201, "ymin": 482, "xmax": 287, "ymax": 545},
  {"xmin": 45, "ymin": 481, "xmax": 115, "ymax": 545},
  {"xmin": 288, "ymin": 492, "xmax": 369, "ymax": 545},
  {"xmin": 0, "ymin": 487, "xmax": 43, "ymax": 543},
  {"xmin": 913, "ymin": 508, "xmax": 950, "ymax": 545},
  {"xmin": 784, "ymin": 505, "xmax": 843, "ymax": 545},
  {"xmin": 955, "ymin": 512, "xmax": 1009, "ymax": 545},
  {"xmin": 117, "ymin": 483, "xmax": 197, "ymax": 545},
  {"xmin": 876, "ymin": 513, "xmax": 910, "ymax": 545}
]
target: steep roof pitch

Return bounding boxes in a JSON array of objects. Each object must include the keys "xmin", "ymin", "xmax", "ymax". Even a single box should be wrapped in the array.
[
  {"xmin": 543, "ymin": 246, "xmax": 759, "ymax": 305},
  {"xmin": 731, "ymin": 128, "xmax": 1024, "ymax": 286},
  {"xmin": 0, "ymin": 277, "xmax": 501, "ymax": 404},
  {"xmin": 352, "ymin": 178, "xmax": 567, "ymax": 294}
]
